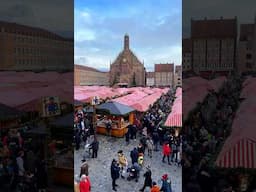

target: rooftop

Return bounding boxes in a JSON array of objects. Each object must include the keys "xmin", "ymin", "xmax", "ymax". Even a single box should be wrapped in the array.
[
  {"xmin": 75, "ymin": 64, "xmax": 108, "ymax": 73},
  {"xmin": 0, "ymin": 20, "xmax": 73, "ymax": 42},
  {"xmin": 155, "ymin": 63, "xmax": 174, "ymax": 72},
  {"xmin": 191, "ymin": 18, "xmax": 237, "ymax": 38}
]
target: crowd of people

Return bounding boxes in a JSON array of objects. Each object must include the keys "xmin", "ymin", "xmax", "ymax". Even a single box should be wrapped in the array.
[
  {"xmin": 74, "ymin": 87, "xmax": 182, "ymax": 192},
  {"xmin": 182, "ymin": 76, "xmax": 243, "ymax": 192},
  {"xmin": 0, "ymin": 127, "xmax": 48, "ymax": 191}
]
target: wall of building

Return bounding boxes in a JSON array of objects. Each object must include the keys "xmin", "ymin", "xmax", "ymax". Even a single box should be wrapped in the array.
[
  {"xmin": 0, "ymin": 22, "xmax": 73, "ymax": 71},
  {"xmin": 74, "ymin": 65, "xmax": 109, "ymax": 86}
]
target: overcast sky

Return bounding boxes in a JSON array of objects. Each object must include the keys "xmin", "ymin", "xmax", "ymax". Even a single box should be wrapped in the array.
[
  {"xmin": 75, "ymin": 0, "xmax": 181, "ymax": 72},
  {"xmin": 183, "ymin": 0, "xmax": 256, "ymax": 38},
  {"xmin": 0, "ymin": 0, "xmax": 73, "ymax": 38}
]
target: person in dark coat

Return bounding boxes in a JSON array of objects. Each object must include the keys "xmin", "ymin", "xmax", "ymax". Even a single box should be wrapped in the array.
[
  {"xmin": 110, "ymin": 159, "xmax": 120, "ymax": 191},
  {"xmin": 130, "ymin": 147, "xmax": 139, "ymax": 164},
  {"xmin": 139, "ymin": 166, "xmax": 152, "ymax": 192},
  {"xmin": 130, "ymin": 124, "xmax": 137, "ymax": 140},
  {"xmin": 90, "ymin": 137, "xmax": 99, "ymax": 158},
  {"xmin": 75, "ymin": 129, "xmax": 81, "ymax": 150},
  {"xmin": 125, "ymin": 128, "xmax": 130, "ymax": 145},
  {"xmin": 152, "ymin": 131, "xmax": 159, "ymax": 151},
  {"xmin": 137, "ymin": 143, "xmax": 144, "ymax": 154},
  {"xmin": 35, "ymin": 159, "xmax": 48, "ymax": 191},
  {"xmin": 80, "ymin": 160, "xmax": 89, "ymax": 177}
]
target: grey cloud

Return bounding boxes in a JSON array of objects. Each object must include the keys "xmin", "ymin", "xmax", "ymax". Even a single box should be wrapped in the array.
[{"xmin": 0, "ymin": 1, "xmax": 73, "ymax": 37}]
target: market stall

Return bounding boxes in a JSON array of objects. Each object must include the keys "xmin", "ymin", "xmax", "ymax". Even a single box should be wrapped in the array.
[
  {"xmin": 96, "ymin": 101, "xmax": 135, "ymax": 137},
  {"xmin": 49, "ymin": 113, "xmax": 73, "ymax": 186}
]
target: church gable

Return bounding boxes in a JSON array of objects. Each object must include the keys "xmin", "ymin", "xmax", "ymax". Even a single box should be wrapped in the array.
[{"xmin": 110, "ymin": 34, "xmax": 146, "ymax": 86}]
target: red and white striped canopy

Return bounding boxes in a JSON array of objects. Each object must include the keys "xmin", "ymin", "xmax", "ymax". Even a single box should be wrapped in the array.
[
  {"xmin": 164, "ymin": 88, "xmax": 182, "ymax": 127},
  {"xmin": 216, "ymin": 76, "xmax": 256, "ymax": 169},
  {"xmin": 164, "ymin": 113, "xmax": 182, "ymax": 127},
  {"xmin": 216, "ymin": 138, "xmax": 256, "ymax": 168}
]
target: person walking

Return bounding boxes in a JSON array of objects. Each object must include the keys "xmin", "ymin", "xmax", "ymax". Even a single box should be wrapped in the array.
[
  {"xmin": 171, "ymin": 141, "xmax": 178, "ymax": 163},
  {"xmin": 152, "ymin": 131, "xmax": 159, "ymax": 151},
  {"xmin": 110, "ymin": 159, "xmax": 120, "ymax": 191},
  {"xmin": 35, "ymin": 159, "xmax": 48, "ymax": 192},
  {"xmin": 130, "ymin": 147, "xmax": 138, "ymax": 165},
  {"xmin": 16, "ymin": 151, "xmax": 25, "ymax": 179},
  {"xmin": 125, "ymin": 129, "xmax": 130, "ymax": 145},
  {"xmin": 151, "ymin": 181, "xmax": 161, "ymax": 192},
  {"xmin": 139, "ymin": 166, "xmax": 152, "ymax": 192},
  {"xmin": 160, "ymin": 174, "xmax": 172, "ymax": 192},
  {"xmin": 118, "ymin": 150, "xmax": 128, "ymax": 179},
  {"xmin": 146, "ymin": 137, "xmax": 154, "ymax": 158},
  {"xmin": 90, "ymin": 136, "xmax": 99, "ymax": 158},
  {"xmin": 80, "ymin": 160, "xmax": 89, "ymax": 177},
  {"xmin": 162, "ymin": 143, "xmax": 171, "ymax": 165},
  {"xmin": 79, "ymin": 174, "xmax": 91, "ymax": 192},
  {"xmin": 75, "ymin": 129, "xmax": 81, "ymax": 150},
  {"xmin": 130, "ymin": 124, "xmax": 137, "ymax": 140}
]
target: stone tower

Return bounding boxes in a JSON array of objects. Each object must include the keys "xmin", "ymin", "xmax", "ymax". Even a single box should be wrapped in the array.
[
  {"xmin": 109, "ymin": 34, "xmax": 146, "ymax": 87},
  {"xmin": 124, "ymin": 33, "xmax": 129, "ymax": 50}
]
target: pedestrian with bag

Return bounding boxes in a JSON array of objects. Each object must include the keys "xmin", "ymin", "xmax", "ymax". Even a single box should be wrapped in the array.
[
  {"xmin": 90, "ymin": 136, "xmax": 99, "ymax": 158},
  {"xmin": 79, "ymin": 174, "xmax": 91, "ymax": 192},
  {"xmin": 162, "ymin": 142, "xmax": 172, "ymax": 165},
  {"xmin": 139, "ymin": 165, "xmax": 152, "ymax": 192},
  {"xmin": 160, "ymin": 174, "xmax": 172, "ymax": 192},
  {"xmin": 110, "ymin": 159, "xmax": 120, "ymax": 191},
  {"xmin": 117, "ymin": 150, "xmax": 128, "ymax": 179}
]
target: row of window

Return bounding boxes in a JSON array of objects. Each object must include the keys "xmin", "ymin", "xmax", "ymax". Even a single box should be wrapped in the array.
[
  {"xmin": 15, "ymin": 59, "xmax": 72, "ymax": 66},
  {"xmin": 13, "ymin": 35, "xmax": 72, "ymax": 48},
  {"xmin": 14, "ymin": 47, "xmax": 72, "ymax": 56},
  {"xmin": 200, "ymin": 63, "xmax": 233, "ymax": 68}
]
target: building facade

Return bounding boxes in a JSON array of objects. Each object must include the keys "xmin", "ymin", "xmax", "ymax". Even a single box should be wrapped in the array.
[
  {"xmin": 191, "ymin": 17, "xmax": 237, "ymax": 76},
  {"xmin": 0, "ymin": 21, "xmax": 73, "ymax": 71},
  {"xmin": 154, "ymin": 63, "xmax": 174, "ymax": 87},
  {"xmin": 146, "ymin": 72, "xmax": 155, "ymax": 87},
  {"xmin": 182, "ymin": 38, "xmax": 192, "ymax": 72},
  {"xmin": 109, "ymin": 34, "xmax": 146, "ymax": 87},
  {"xmin": 238, "ymin": 18, "xmax": 256, "ymax": 74},
  {"xmin": 174, "ymin": 65, "xmax": 182, "ymax": 87},
  {"xmin": 74, "ymin": 65, "xmax": 109, "ymax": 86}
]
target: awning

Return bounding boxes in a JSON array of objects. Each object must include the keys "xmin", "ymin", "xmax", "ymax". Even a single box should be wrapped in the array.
[{"xmin": 216, "ymin": 138, "xmax": 256, "ymax": 168}]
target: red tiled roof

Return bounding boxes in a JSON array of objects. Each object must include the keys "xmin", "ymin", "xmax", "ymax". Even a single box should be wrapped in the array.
[
  {"xmin": 155, "ymin": 63, "xmax": 174, "ymax": 72},
  {"xmin": 0, "ymin": 20, "xmax": 73, "ymax": 42},
  {"xmin": 146, "ymin": 72, "xmax": 155, "ymax": 78},
  {"xmin": 240, "ymin": 24, "xmax": 254, "ymax": 41},
  {"xmin": 182, "ymin": 38, "xmax": 192, "ymax": 53},
  {"xmin": 191, "ymin": 18, "xmax": 237, "ymax": 38}
]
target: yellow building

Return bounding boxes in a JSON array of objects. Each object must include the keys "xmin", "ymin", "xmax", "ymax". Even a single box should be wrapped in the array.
[
  {"xmin": 74, "ymin": 64, "xmax": 109, "ymax": 86},
  {"xmin": 0, "ymin": 21, "xmax": 73, "ymax": 71}
]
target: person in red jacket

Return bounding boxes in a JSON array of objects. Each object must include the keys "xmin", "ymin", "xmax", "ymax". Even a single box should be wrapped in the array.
[
  {"xmin": 79, "ymin": 174, "xmax": 91, "ymax": 192},
  {"xmin": 162, "ymin": 142, "xmax": 172, "ymax": 165}
]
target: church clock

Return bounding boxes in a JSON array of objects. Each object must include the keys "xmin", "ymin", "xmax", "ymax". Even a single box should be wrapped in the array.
[{"xmin": 122, "ymin": 58, "xmax": 127, "ymax": 63}]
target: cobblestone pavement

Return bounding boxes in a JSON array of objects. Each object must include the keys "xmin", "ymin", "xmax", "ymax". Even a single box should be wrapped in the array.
[{"xmin": 74, "ymin": 135, "xmax": 182, "ymax": 192}]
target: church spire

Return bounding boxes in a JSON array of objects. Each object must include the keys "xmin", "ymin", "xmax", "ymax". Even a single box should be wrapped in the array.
[{"xmin": 124, "ymin": 33, "xmax": 129, "ymax": 50}]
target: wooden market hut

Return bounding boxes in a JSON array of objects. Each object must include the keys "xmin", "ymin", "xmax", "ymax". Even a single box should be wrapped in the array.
[
  {"xmin": 49, "ymin": 113, "xmax": 73, "ymax": 186},
  {"xmin": 96, "ymin": 101, "xmax": 135, "ymax": 137}
]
